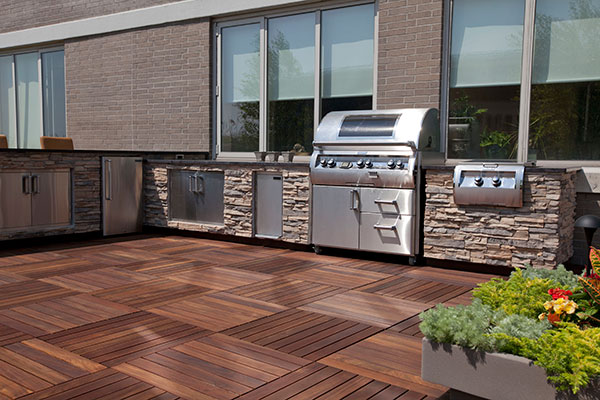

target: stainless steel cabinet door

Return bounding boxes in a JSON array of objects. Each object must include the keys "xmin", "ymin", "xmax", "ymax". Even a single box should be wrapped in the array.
[
  {"xmin": 0, "ymin": 172, "xmax": 32, "ymax": 229},
  {"xmin": 169, "ymin": 170, "xmax": 198, "ymax": 221},
  {"xmin": 312, "ymin": 185, "xmax": 359, "ymax": 249},
  {"xmin": 255, "ymin": 173, "xmax": 282, "ymax": 238},
  {"xmin": 31, "ymin": 171, "xmax": 71, "ymax": 226},
  {"xmin": 359, "ymin": 213, "xmax": 413, "ymax": 255},
  {"xmin": 169, "ymin": 170, "xmax": 224, "ymax": 224}
]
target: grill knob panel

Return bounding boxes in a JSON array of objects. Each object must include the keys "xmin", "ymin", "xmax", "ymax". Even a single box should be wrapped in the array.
[
  {"xmin": 474, "ymin": 176, "xmax": 484, "ymax": 187},
  {"xmin": 327, "ymin": 158, "xmax": 336, "ymax": 168},
  {"xmin": 492, "ymin": 176, "xmax": 502, "ymax": 187},
  {"xmin": 387, "ymin": 159, "xmax": 396, "ymax": 169},
  {"xmin": 365, "ymin": 159, "xmax": 373, "ymax": 168},
  {"xmin": 357, "ymin": 159, "xmax": 365, "ymax": 168}
]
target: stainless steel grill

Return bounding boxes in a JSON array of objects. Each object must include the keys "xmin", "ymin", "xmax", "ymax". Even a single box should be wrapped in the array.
[{"xmin": 310, "ymin": 109, "xmax": 441, "ymax": 262}]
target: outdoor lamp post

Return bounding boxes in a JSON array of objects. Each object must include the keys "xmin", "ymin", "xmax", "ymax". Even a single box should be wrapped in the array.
[{"xmin": 575, "ymin": 214, "xmax": 600, "ymax": 276}]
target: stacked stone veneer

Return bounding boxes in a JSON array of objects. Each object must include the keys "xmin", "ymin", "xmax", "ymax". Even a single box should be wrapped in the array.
[
  {"xmin": 145, "ymin": 162, "xmax": 310, "ymax": 244},
  {"xmin": 423, "ymin": 169, "xmax": 577, "ymax": 269}
]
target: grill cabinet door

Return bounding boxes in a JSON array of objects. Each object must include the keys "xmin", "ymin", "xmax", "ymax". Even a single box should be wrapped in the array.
[
  {"xmin": 195, "ymin": 171, "xmax": 224, "ymax": 224},
  {"xmin": 312, "ymin": 185, "xmax": 359, "ymax": 249},
  {"xmin": 0, "ymin": 172, "xmax": 32, "ymax": 229},
  {"xmin": 359, "ymin": 213, "xmax": 414, "ymax": 255},
  {"xmin": 169, "ymin": 170, "xmax": 199, "ymax": 222},
  {"xmin": 31, "ymin": 171, "xmax": 71, "ymax": 227}
]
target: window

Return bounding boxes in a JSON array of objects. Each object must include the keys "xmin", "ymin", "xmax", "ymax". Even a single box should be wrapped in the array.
[
  {"xmin": 216, "ymin": 3, "xmax": 375, "ymax": 156},
  {"xmin": 446, "ymin": 0, "xmax": 600, "ymax": 162},
  {"xmin": 0, "ymin": 49, "xmax": 65, "ymax": 149}
]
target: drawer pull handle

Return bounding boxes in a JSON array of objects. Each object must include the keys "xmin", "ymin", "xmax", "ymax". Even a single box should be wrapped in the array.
[
  {"xmin": 374, "ymin": 198, "xmax": 397, "ymax": 205},
  {"xmin": 374, "ymin": 223, "xmax": 396, "ymax": 231}
]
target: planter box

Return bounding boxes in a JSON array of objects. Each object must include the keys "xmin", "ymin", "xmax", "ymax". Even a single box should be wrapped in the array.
[{"xmin": 421, "ymin": 338, "xmax": 599, "ymax": 400}]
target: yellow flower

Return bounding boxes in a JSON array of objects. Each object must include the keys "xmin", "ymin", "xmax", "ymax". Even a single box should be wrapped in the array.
[
  {"xmin": 544, "ymin": 301, "xmax": 553, "ymax": 310},
  {"xmin": 564, "ymin": 300, "xmax": 578, "ymax": 315},
  {"xmin": 538, "ymin": 313, "xmax": 546, "ymax": 321}
]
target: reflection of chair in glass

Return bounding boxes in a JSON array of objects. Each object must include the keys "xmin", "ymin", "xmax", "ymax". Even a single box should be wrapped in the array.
[
  {"xmin": 40, "ymin": 136, "xmax": 74, "ymax": 150},
  {"xmin": 0, "ymin": 135, "xmax": 7, "ymax": 149}
]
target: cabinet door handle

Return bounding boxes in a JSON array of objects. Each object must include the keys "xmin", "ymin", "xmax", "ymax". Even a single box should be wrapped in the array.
[
  {"xmin": 196, "ymin": 175, "xmax": 205, "ymax": 194},
  {"xmin": 22, "ymin": 175, "xmax": 30, "ymax": 194},
  {"xmin": 31, "ymin": 175, "xmax": 39, "ymax": 194},
  {"xmin": 104, "ymin": 159, "xmax": 112, "ymax": 200},
  {"xmin": 374, "ymin": 198, "xmax": 397, "ymax": 205},
  {"xmin": 374, "ymin": 217, "xmax": 400, "ymax": 231},
  {"xmin": 189, "ymin": 175, "xmax": 196, "ymax": 192},
  {"xmin": 349, "ymin": 189, "xmax": 359, "ymax": 210}
]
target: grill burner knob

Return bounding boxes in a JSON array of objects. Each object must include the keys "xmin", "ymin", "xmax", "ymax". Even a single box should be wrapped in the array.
[
  {"xmin": 474, "ymin": 176, "xmax": 484, "ymax": 187},
  {"xmin": 365, "ymin": 159, "xmax": 373, "ymax": 168},
  {"xmin": 319, "ymin": 159, "xmax": 327, "ymax": 167},
  {"xmin": 357, "ymin": 159, "xmax": 365, "ymax": 168},
  {"xmin": 327, "ymin": 158, "xmax": 336, "ymax": 168},
  {"xmin": 492, "ymin": 176, "xmax": 502, "ymax": 187},
  {"xmin": 396, "ymin": 160, "xmax": 404, "ymax": 169},
  {"xmin": 387, "ymin": 159, "xmax": 396, "ymax": 169}
]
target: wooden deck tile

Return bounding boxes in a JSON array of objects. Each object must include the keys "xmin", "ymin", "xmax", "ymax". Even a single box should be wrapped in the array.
[
  {"xmin": 0, "ymin": 321, "xmax": 33, "ymax": 346},
  {"xmin": 403, "ymin": 267, "xmax": 498, "ymax": 289},
  {"xmin": 0, "ymin": 280, "xmax": 75, "ymax": 310},
  {"xmin": 223, "ymin": 309, "xmax": 382, "ymax": 361},
  {"xmin": 228, "ymin": 277, "xmax": 346, "ymax": 308},
  {"xmin": 0, "ymin": 294, "xmax": 136, "ymax": 336},
  {"xmin": 443, "ymin": 291, "xmax": 474, "ymax": 307},
  {"xmin": 237, "ymin": 362, "xmax": 415, "ymax": 400},
  {"xmin": 288, "ymin": 264, "xmax": 391, "ymax": 289},
  {"xmin": 176, "ymin": 247, "xmax": 271, "ymax": 266},
  {"xmin": 0, "ymin": 271, "xmax": 29, "ymax": 285},
  {"xmin": 334, "ymin": 258, "xmax": 416, "ymax": 275},
  {"xmin": 0, "ymin": 257, "xmax": 102, "ymax": 279},
  {"xmin": 17, "ymin": 368, "xmax": 177, "ymax": 400},
  {"xmin": 388, "ymin": 315, "xmax": 426, "ymax": 338},
  {"xmin": 359, "ymin": 275, "xmax": 472, "ymax": 303},
  {"xmin": 94, "ymin": 278, "xmax": 212, "ymax": 309},
  {"xmin": 0, "ymin": 251, "xmax": 67, "ymax": 268},
  {"xmin": 300, "ymin": 291, "xmax": 430, "ymax": 328},
  {"xmin": 233, "ymin": 256, "xmax": 325, "ymax": 276},
  {"xmin": 0, "ymin": 339, "xmax": 104, "ymax": 397},
  {"xmin": 78, "ymin": 247, "xmax": 164, "ymax": 266},
  {"xmin": 320, "ymin": 331, "xmax": 447, "ymax": 397},
  {"xmin": 169, "ymin": 266, "xmax": 273, "ymax": 291},
  {"xmin": 41, "ymin": 267, "xmax": 155, "ymax": 293},
  {"xmin": 41, "ymin": 311, "xmax": 210, "ymax": 367},
  {"xmin": 115, "ymin": 333, "xmax": 309, "ymax": 399},
  {"xmin": 120, "ymin": 257, "xmax": 215, "ymax": 277},
  {"xmin": 149, "ymin": 292, "xmax": 287, "ymax": 331}
]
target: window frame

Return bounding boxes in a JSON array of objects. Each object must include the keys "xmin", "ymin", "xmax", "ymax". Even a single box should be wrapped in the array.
[
  {"xmin": 443, "ymin": 0, "xmax": 600, "ymax": 166},
  {"xmin": 0, "ymin": 46, "xmax": 64, "ymax": 149},
  {"xmin": 213, "ymin": 1, "xmax": 377, "ymax": 160}
]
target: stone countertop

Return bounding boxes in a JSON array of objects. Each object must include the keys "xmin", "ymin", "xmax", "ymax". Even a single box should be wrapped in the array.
[
  {"xmin": 422, "ymin": 164, "xmax": 580, "ymax": 173},
  {"xmin": 146, "ymin": 159, "xmax": 310, "ymax": 169}
]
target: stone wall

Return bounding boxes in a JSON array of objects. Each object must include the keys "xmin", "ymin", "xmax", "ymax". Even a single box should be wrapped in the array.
[
  {"xmin": 144, "ymin": 162, "xmax": 311, "ymax": 244},
  {"xmin": 423, "ymin": 168, "xmax": 577, "ymax": 269}
]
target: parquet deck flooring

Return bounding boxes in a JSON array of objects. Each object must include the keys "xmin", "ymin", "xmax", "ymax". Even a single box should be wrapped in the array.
[{"xmin": 0, "ymin": 233, "xmax": 497, "ymax": 399}]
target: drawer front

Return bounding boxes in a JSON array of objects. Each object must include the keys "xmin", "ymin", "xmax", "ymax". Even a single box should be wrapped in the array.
[
  {"xmin": 359, "ymin": 213, "xmax": 414, "ymax": 255},
  {"xmin": 360, "ymin": 188, "xmax": 414, "ymax": 215}
]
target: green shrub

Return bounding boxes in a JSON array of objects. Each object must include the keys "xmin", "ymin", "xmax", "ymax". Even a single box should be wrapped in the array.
[
  {"xmin": 521, "ymin": 264, "xmax": 579, "ymax": 290},
  {"xmin": 490, "ymin": 314, "xmax": 551, "ymax": 353}
]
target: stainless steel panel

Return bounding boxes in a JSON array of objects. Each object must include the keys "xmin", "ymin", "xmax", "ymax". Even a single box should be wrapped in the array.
[
  {"xmin": 169, "ymin": 170, "xmax": 198, "ymax": 221},
  {"xmin": 31, "ymin": 171, "xmax": 71, "ymax": 226},
  {"xmin": 359, "ymin": 213, "xmax": 413, "ymax": 255},
  {"xmin": 453, "ymin": 164, "xmax": 525, "ymax": 208},
  {"xmin": 255, "ymin": 173, "xmax": 282, "ymax": 238},
  {"xmin": 360, "ymin": 188, "xmax": 414, "ymax": 215},
  {"xmin": 312, "ymin": 185, "xmax": 359, "ymax": 249},
  {"xmin": 0, "ymin": 172, "xmax": 32, "ymax": 229},
  {"xmin": 195, "ymin": 171, "xmax": 224, "ymax": 224},
  {"xmin": 102, "ymin": 157, "xmax": 143, "ymax": 236}
]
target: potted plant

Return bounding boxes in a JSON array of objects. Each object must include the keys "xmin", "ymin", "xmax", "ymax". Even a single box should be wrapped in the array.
[{"xmin": 420, "ymin": 252, "xmax": 600, "ymax": 399}]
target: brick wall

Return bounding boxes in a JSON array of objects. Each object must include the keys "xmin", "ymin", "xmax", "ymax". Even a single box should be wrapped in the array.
[
  {"xmin": 423, "ymin": 168, "xmax": 577, "ymax": 269},
  {"xmin": 377, "ymin": 0, "xmax": 443, "ymax": 109},
  {"xmin": 65, "ymin": 20, "xmax": 211, "ymax": 152},
  {"xmin": 0, "ymin": 0, "xmax": 185, "ymax": 34}
]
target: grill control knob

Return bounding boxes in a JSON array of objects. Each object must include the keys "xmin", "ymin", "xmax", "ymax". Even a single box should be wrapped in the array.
[
  {"xmin": 396, "ymin": 160, "xmax": 404, "ymax": 169},
  {"xmin": 319, "ymin": 158, "xmax": 327, "ymax": 167},
  {"xmin": 365, "ymin": 159, "xmax": 373, "ymax": 168},
  {"xmin": 474, "ymin": 176, "xmax": 484, "ymax": 187},
  {"xmin": 387, "ymin": 159, "xmax": 396, "ymax": 169},
  {"xmin": 492, "ymin": 176, "xmax": 502, "ymax": 187},
  {"xmin": 357, "ymin": 159, "xmax": 365, "ymax": 168},
  {"xmin": 327, "ymin": 158, "xmax": 336, "ymax": 168}
]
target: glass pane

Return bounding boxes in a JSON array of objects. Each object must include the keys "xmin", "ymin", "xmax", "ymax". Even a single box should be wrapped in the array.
[
  {"xmin": 42, "ymin": 51, "xmax": 66, "ymax": 138},
  {"xmin": 267, "ymin": 13, "xmax": 314, "ymax": 153},
  {"xmin": 529, "ymin": 0, "xmax": 600, "ymax": 160},
  {"xmin": 0, "ymin": 56, "xmax": 17, "ymax": 148},
  {"xmin": 221, "ymin": 24, "xmax": 260, "ymax": 152},
  {"xmin": 321, "ymin": 4, "xmax": 374, "ymax": 118},
  {"xmin": 15, "ymin": 52, "xmax": 42, "ymax": 149},
  {"xmin": 448, "ymin": 0, "xmax": 524, "ymax": 159}
]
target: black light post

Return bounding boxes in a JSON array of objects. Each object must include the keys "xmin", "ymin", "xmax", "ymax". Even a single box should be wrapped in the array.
[{"xmin": 575, "ymin": 215, "xmax": 600, "ymax": 276}]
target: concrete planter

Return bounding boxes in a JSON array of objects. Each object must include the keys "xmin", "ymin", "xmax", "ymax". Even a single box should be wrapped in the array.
[{"xmin": 421, "ymin": 338, "xmax": 599, "ymax": 400}]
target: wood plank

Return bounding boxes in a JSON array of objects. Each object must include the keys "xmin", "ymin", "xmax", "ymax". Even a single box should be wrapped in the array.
[
  {"xmin": 288, "ymin": 264, "xmax": 391, "ymax": 289},
  {"xmin": 169, "ymin": 266, "xmax": 272, "ymax": 290}
]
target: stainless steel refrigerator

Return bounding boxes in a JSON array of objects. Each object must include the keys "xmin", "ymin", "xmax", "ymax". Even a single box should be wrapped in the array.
[{"xmin": 102, "ymin": 156, "xmax": 143, "ymax": 236}]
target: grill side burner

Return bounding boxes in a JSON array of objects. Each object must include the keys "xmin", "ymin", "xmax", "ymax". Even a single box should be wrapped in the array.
[{"xmin": 310, "ymin": 109, "xmax": 441, "ymax": 263}]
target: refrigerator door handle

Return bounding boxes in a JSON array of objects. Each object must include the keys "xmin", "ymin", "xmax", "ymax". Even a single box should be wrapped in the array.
[{"xmin": 105, "ymin": 159, "xmax": 112, "ymax": 200}]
